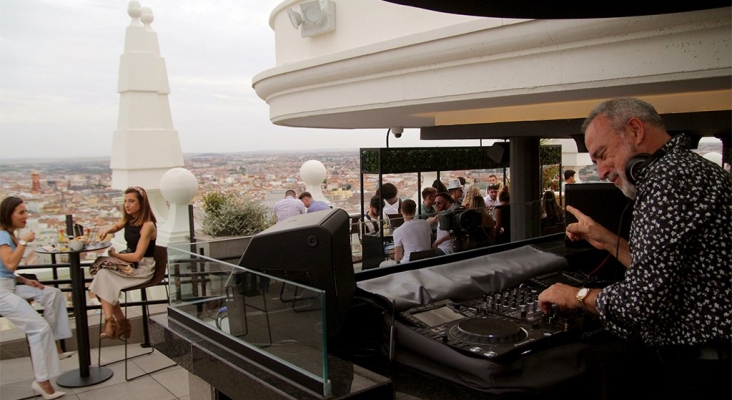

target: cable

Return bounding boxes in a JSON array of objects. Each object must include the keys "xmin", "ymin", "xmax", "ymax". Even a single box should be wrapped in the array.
[
  {"xmin": 587, "ymin": 253, "xmax": 611, "ymax": 277},
  {"xmin": 616, "ymin": 201, "xmax": 633, "ymax": 260},
  {"xmin": 587, "ymin": 200, "xmax": 633, "ymax": 277}
]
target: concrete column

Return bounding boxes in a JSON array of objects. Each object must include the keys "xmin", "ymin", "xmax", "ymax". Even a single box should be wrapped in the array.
[{"xmin": 509, "ymin": 137, "xmax": 542, "ymax": 240}]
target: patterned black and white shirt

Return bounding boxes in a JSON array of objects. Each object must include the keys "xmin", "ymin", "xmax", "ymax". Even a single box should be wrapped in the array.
[{"xmin": 595, "ymin": 134, "xmax": 732, "ymax": 347}]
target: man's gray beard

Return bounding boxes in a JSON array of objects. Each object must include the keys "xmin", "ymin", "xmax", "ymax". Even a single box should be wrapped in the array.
[{"xmin": 618, "ymin": 177, "xmax": 637, "ymax": 200}]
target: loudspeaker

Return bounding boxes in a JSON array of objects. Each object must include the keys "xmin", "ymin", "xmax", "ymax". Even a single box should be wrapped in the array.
[
  {"xmin": 624, "ymin": 148, "xmax": 666, "ymax": 185},
  {"xmin": 238, "ymin": 208, "xmax": 356, "ymax": 340}
]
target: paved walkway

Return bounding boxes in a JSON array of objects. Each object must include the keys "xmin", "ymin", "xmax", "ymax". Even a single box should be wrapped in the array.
[
  {"xmin": 1, "ymin": 304, "xmax": 186, "ymax": 400},
  {"xmin": 0, "ymin": 341, "xmax": 185, "ymax": 400}
]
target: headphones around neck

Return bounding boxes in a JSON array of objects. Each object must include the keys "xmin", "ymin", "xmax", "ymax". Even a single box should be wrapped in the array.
[{"xmin": 624, "ymin": 147, "xmax": 667, "ymax": 185}]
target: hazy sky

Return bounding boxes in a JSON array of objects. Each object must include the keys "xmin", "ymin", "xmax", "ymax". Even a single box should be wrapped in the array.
[{"xmin": 0, "ymin": 0, "xmax": 482, "ymax": 160}]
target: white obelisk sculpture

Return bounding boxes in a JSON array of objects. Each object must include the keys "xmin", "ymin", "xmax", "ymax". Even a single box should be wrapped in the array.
[{"xmin": 110, "ymin": 2, "xmax": 186, "ymax": 223}]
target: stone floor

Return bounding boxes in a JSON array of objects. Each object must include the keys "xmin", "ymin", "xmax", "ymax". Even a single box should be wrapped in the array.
[
  {"xmin": 0, "ymin": 341, "xmax": 184, "ymax": 400},
  {"xmin": 0, "ymin": 303, "xmax": 185, "ymax": 400}
]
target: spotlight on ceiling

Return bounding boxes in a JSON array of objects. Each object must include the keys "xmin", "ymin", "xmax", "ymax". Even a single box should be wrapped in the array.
[{"xmin": 287, "ymin": 0, "xmax": 336, "ymax": 38}]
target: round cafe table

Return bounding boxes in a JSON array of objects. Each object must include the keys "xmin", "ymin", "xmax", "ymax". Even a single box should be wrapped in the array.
[{"xmin": 36, "ymin": 242, "xmax": 113, "ymax": 388}]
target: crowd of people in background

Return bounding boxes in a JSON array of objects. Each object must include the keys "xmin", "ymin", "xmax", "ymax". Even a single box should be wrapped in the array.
[{"xmin": 273, "ymin": 169, "xmax": 574, "ymax": 265}]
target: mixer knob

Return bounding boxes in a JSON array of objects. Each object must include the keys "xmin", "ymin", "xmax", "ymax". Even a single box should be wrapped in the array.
[{"xmin": 549, "ymin": 304, "xmax": 559, "ymax": 318}]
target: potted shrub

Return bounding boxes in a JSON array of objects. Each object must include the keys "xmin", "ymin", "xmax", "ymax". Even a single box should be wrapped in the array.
[{"xmin": 198, "ymin": 192, "xmax": 270, "ymax": 260}]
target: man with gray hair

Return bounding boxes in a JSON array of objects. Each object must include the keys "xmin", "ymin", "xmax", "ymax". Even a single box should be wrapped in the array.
[{"xmin": 539, "ymin": 97, "xmax": 731, "ymax": 398}]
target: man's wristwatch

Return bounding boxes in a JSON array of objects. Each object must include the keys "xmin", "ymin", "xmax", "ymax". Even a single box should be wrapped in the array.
[
  {"xmin": 18, "ymin": 240, "xmax": 27, "ymax": 246},
  {"xmin": 576, "ymin": 288, "xmax": 591, "ymax": 309}
]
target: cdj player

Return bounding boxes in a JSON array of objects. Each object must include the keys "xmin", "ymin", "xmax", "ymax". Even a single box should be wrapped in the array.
[{"xmin": 398, "ymin": 271, "xmax": 600, "ymax": 364}]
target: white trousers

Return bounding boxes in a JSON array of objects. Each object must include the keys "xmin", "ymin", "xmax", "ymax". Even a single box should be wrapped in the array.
[
  {"xmin": 0, "ymin": 278, "xmax": 62, "ymax": 382},
  {"xmin": 14, "ymin": 282, "xmax": 72, "ymax": 341}
]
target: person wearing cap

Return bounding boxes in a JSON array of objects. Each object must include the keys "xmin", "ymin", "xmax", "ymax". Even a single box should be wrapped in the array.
[
  {"xmin": 456, "ymin": 177, "xmax": 467, "ymax": 203},
  {"xmin": 447, "ymin": 179, "xmax": 464, "ymax": 205}
]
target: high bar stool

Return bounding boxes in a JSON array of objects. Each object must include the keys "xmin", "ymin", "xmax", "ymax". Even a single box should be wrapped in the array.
[{"xmin": 97, "ymin": 246, "xmax": 173, "ymax": 380}]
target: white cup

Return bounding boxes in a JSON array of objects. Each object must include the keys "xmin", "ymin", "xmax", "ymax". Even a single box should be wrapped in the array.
[{"xmin": 68, "ymin": 240, "xmax": 84, "ymax": 252}]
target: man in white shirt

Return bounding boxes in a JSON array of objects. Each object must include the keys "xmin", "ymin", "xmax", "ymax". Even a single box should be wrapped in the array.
[
  {"xmin": 484, "ymin": 183, "xmax": 500, "ymax": 211},
  {"xmin": 273, "ymin": 190, "xmax": 306, "ymax": 223},
  {"xmin": 393, "ymin": 199, "xmax": 432, "ymax": 263},
  {"xmin": 378, "ymin": 183, "xmax": 401, "ymax": 216}
]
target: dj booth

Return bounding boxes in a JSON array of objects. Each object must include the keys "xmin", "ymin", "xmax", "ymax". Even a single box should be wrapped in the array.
[
  {"xmin": 152, "ymin": 207, "xmax": 638, "ymax": 400},
  {"xmin": 343, "ymin": 241, "xmax": 634, "ymax": 399}
]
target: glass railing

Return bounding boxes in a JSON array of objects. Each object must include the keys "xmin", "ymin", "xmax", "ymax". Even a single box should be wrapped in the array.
[
  {"xmin": 165, "ymin": 242, "xmax": 331, "ymax": 397},
  {"xmin": 351, "ymin": 195, "xmax": 567, "ymax": 268}
]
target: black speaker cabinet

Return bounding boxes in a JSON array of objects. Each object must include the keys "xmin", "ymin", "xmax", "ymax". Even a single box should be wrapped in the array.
[{"xmin": 238, "ymin": 208, "xmax": 356, "ymax": 340}]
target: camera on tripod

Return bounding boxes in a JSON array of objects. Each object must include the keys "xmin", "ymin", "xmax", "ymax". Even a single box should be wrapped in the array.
[{"xmin": 438, "ymin": 206, "xmax": 481, "ymax": 235}]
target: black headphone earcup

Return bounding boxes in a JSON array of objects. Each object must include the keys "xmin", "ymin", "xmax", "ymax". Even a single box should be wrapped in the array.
[{"xmin": 625, "ymin": 153, "xmax": 652, "ymax": 185}]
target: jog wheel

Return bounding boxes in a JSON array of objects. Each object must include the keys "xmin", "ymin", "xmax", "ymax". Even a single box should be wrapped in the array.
[{"xmin": 449, "ymin": 317, "xmax": 527, "ymax": 345}]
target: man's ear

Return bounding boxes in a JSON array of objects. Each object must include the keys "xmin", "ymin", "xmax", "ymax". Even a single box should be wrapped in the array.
[{"xmin": 627, "ymin": 117, "xmax": 645, "ymax": 145}]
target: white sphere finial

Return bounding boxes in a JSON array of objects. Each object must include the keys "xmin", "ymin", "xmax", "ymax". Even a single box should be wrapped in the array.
[
  {"xmin": 300, "ymin": 160, "xmax": 326, "ymax": 185},
  {"xmin": 140, "ymin": 6, "xmax": 154, "ymax": 25},
  {"xmin": 160, "ymin": 168, "xmax": 199, "ymax": 204},
  {"xmin": 300, "ymin": 160, "xmax": 329, "ymax": 203},
  {"xmin": 128, "ymin": 1, "xmax": 142, "ymax": 19}
]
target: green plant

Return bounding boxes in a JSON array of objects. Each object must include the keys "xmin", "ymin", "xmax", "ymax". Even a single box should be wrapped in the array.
[
  {"xmin": 201, "ymin": 192, "xmax": 229, "ymax": 218},
  {"xmin": 202, "ymin": 192, "xmax": 269, "ymax": 237},
  {"xmin": 542, "ymin": 164, "xmax": 560, "ymax": 191}
]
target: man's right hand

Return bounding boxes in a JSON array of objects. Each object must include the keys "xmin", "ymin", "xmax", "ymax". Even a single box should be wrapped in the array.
[
  {"xmin": 566, "ymin": 206, "xmax": 631, "ymax": 267},
  {"xmin": 565, "ymin": 205, "xmax": 616, "ymax": 251}
]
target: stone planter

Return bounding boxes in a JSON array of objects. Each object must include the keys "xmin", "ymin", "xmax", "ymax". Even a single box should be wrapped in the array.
[{"xmin": 193, "ymin": 234, "xmax": 252, "ymax": 262}]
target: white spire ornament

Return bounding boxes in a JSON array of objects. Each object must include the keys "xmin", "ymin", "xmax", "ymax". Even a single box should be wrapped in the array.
[{"xmin": 111, "ymin": 2, "xmax": 185, "ymax": 221}]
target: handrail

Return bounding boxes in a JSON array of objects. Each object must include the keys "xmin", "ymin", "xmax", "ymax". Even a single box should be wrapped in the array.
[{"xmin": 10, "ymin": 262, "xmax": 168, "ymax": 313}]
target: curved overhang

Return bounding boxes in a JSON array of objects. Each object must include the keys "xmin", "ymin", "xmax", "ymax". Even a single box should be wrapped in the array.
[
  {"xmin": 381, "ymin": 0, "xmax": 732, "ymax": 19},
  {"xmin": 253, "ymin": 6, "xmax": 731, "ymax": 140}
]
